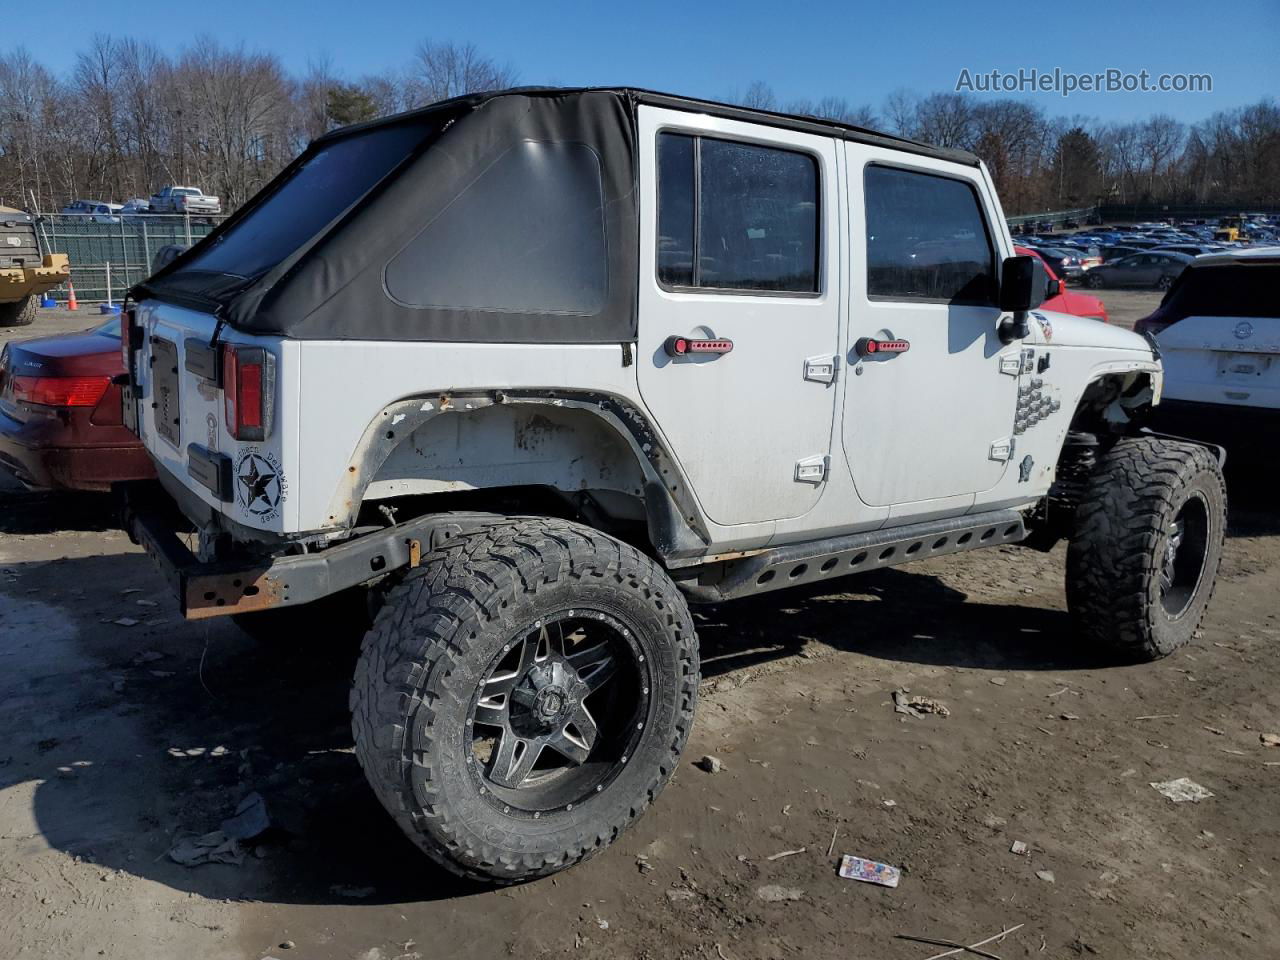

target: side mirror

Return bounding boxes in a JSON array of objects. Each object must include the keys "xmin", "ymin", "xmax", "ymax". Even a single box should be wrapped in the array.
[
  {"xmin": 998, "ymin": 255, "xmax": 1047, "ymax": 343},
  {"xmin": 1045, "ymin": 274, "xmax": 1062, "ymax": 300},
  {"xmin": 999, "ymin": 255, "xmax": 1049, "ymax": 313}
]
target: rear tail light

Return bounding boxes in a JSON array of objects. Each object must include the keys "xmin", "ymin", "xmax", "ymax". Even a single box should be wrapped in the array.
[
  {"xmin": 222, "ymin": 344, "xmax": 275, "ymax": 441},
  {"xmin": 10, "ymin": 375, "xmax": 111, "ymax": 408}
]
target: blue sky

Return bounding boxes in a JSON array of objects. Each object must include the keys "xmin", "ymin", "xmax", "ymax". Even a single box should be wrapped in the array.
[{"xmin": 29, "ymin": 0, "xmax": 1280, "ymax": 123}]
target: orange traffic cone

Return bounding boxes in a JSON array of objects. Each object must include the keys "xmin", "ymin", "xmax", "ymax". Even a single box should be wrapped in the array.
[{"xmin": 67, "ymin": 282, "xmax": 78, "ymax": 311}]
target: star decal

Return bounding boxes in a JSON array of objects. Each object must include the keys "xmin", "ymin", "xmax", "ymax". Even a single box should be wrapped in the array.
[{"xmin": 237, "ymin": 454, "xmax": 278, "ymax": 511}]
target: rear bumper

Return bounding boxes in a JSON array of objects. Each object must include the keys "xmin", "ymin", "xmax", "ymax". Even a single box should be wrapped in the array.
[
  {"xmin": 0, "ymin": 408, "xmax": 155, "ymax": 491},
  {"xmin": 123, "ymin": 483, "xmax": 489, "ymax": 620}
]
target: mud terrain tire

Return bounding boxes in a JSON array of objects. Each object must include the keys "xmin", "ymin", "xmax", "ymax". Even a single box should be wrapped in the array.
[
  {"xmin": 1066, "ymin": 436, "xmax": 1226, "ymax": 661},
  {"xmin": 0, "ymin": 295, "xmax": 37, "ymax": 327},
  {"xmin": 351, "ymin": 516, "xmax": 699, "ymax": 883}
]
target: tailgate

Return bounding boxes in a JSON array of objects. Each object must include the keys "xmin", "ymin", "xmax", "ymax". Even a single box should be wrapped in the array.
[
  {"xmin": 1157, "ymin": 314, "xmax": 1279, "ymax": 409},
  {"xmin": 130, "ymin": 299, "xmax": 296, "ymax": 533}
]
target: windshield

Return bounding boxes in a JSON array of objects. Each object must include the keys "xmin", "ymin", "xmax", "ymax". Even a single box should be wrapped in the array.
[{"xmin": 165, "ymin": 119, "xmax": 434, "ymax": 287}]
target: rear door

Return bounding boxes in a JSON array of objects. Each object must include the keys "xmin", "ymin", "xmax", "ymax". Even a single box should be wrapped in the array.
[{"xmin": 635, "ymin": 106, "xmax": 841, "ymax": 527}]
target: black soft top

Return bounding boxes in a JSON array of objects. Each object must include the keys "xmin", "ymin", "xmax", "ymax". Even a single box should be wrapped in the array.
[
  {"xmin": 134, "ymin": 87, "xmax": 979, "ymax": 343},
  {"xmin": 313, "ymin": 86, "xmax": 979, "ymax": 165}
]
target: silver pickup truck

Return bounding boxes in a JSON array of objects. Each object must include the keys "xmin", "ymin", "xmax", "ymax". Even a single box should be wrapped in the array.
[{"xmin": 149, "ymin": 186, "xmax": 222, "ymax": 215}]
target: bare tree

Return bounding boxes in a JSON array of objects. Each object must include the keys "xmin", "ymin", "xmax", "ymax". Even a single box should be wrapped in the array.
[
  {"xmin": 738, "ymin": 81, "xmax": 777, "ymax": 111},
  {"xmin": 1138, "ymin": 115, "xmax": 1185, "ymax": 199},
  {"xmin": 408, "ymin": 40, "xmax": 517, "ymax": 107},
  {"xmin": 882, "ymin": 88, "xmax": 920, "ymax": 138}
]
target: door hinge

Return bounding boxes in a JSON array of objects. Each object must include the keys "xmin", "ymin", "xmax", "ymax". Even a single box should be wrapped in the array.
[
  {"xmin": 803, "ymin": 355, "xmax": 838, "ymax": 384},
  {"xmin": 794, "ymin": 455, "xmax": 827, "ymax": 484},
  {"xmin": 989, "ymin": 437, "xmax": 1014, "ymax": 462}
]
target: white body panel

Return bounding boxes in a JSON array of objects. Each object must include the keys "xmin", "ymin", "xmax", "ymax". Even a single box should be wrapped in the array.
[{"xmin": 132, "ymin": 104, "xmax": 1161, "ymax": 563}]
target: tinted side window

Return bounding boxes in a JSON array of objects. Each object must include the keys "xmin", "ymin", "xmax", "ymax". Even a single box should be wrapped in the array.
[
  {"xmin": 657, "ymin": 134, "xmax": 819, "ymax": 294},
  {"xmin": 657, "ymin": 134, "xmax": 695, "ymax": 287},
  {"xmin": 864, "ymin": 165, "xmax": 995, "ymax": 303},
  {"xmin": 386, "ymin": 140, "xmax": 608, "ymax": 315}
]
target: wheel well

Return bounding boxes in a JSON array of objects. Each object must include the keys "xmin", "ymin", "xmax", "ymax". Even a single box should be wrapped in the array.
[
  {"xmin": 1066, "ymin": 371, "xmax": 1156, "ymax": 436},
  {"xmin": 1023, "ymin": 370, "xmax": 1159, "ymax": 552},
  {"xmin": 329, "ymin": 394, "xmax": 708, "ymax": 561}
]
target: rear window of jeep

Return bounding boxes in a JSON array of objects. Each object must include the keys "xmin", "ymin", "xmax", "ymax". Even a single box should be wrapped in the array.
[{"xmin": 1163, "ymin": 264, "xmax": 1275, "ymax": 319}]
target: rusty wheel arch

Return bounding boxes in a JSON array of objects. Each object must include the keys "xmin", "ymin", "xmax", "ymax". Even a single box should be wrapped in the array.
[{"xmin": 323, "ymin": 389, "xmax": 711, "ymax": 561}]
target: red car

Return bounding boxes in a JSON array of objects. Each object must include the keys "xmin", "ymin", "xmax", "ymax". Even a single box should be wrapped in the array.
[
  {"xmin": 0, "ymin": 319, "xmax": 154, "ymax": 491},
  {"xmin": 1016, "ymin": 245, "xmax": 1109, "ymax": 323}
]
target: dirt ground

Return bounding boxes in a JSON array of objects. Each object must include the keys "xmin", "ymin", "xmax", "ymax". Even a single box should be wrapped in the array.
[{"xmin": 2, "ymin": 289, "xmax": 1278, "ymax": 960}]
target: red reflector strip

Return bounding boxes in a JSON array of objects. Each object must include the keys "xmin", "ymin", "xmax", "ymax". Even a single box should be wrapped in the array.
[
  {"xmin": 686, "ymin": 339, "xmax": 733, "ymax": 353},
  {"xmin": 665, "ymin": 336, "xmax": 733, "ymax": 357},
  {"xmin": 855, "ymin": 337, "xmax": 910, "ymax": 357},
  {"xmin": 10, "ymin": 375, "xmax": 111, "ymax": 407}
]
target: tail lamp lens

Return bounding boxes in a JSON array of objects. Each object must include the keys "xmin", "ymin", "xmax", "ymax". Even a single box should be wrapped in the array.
[
  {"xmin": 222, "ymin": 344, "xmax": 275, "ymax": 441},
  {"xmin": 10, "ymin": 375, "xmax": 111, "ymax": 408}
]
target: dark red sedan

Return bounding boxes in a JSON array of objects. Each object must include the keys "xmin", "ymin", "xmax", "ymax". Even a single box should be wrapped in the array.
[{"xmin": 0, "ymin": 320, "xmax": 154, "ymax": 491}]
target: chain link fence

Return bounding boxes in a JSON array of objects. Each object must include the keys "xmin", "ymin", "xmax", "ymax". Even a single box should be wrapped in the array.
[{"xmin": 32, "ymin": 213, "xmax": 227, "ymax": 304}]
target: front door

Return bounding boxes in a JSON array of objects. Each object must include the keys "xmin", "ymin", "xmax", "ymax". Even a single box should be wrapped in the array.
[
  {"xmin": 840, "ymin": 147, "xmax": 1019, "ymax": 510},
  {"xmin": 635, "ymin": 106, "xmax": 842, "ymax": 527}
]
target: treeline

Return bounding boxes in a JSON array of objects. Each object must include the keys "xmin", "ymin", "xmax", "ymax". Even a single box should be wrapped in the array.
[
  {"xmin": 0, "ymin": 36, "xmax": 516, "ymax": 212},
  {"xmin": 736, "ymin": 82, "xmax": 1280, "ymax": 215},
  {"xmin": 1, "ymin": 36, "xmax": 1276, "ymax": 217}
]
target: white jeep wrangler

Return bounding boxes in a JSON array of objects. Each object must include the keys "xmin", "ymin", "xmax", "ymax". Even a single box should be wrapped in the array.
[{"xmin": 120, "ymin": 88, "xmax": 1226, "ymax": 883}]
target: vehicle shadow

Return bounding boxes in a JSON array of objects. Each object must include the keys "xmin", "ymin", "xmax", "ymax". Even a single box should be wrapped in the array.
[
  {"xmin": 1224, "ymin": 470, "xmax": 1280, "ymax": 538},
  {"xmin": 696, "ymin": 564, "xmax": 1118, "ymax": 678},
  {"xmin": 0, "ymin": 491, "xmax": 120, "ymax": 534}
]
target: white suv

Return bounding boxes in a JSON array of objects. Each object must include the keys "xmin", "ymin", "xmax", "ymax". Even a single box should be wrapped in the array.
[{"xmin": 1137, "ymin": 247, "xmax": 1278, "ymax": 447}]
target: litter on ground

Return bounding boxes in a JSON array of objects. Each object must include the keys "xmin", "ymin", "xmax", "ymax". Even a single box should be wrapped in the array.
[
  {"xmin": 1150, "ymin": 778, "xmax": 1215, "ymax": 803},
  {"xmin": 837, "ymin": 855, "xmax": 901, "ymax": 888}
]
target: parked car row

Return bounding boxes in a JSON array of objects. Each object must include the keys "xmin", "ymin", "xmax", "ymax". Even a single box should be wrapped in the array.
[
  {"xmin": 59, "ymin": 185, "xmax": 222, "ymax": 221},
  {"xmin": 1011, "ymin": 215, "xmax": 1280, "ymax": 291}
]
